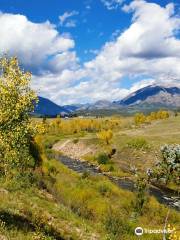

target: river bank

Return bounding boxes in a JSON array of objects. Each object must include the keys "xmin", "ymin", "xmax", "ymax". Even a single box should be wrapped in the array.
[{"xmin": 52, "ymin": 152, "xmax": 180, "ymax": 211}]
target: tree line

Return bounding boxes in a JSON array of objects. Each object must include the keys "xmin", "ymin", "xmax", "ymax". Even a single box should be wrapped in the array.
[{"xmin": 134, "ymin": 110, "xmax": 169, "ymax": 125}]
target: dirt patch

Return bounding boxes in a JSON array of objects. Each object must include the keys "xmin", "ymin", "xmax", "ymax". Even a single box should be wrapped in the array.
[{"xmin": 53, "ymin": 139, "xmax": 97, "ymax": 160}]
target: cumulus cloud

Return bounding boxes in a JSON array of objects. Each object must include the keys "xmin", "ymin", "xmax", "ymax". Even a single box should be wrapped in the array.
[
  {"xmin": 42, "ymin": 79, "xmax": 129, "ymax": 104},
  {"xmin": 121, "ymin": 1, "xmax": 180, "ymax": 58},
  {"xmin": 81, "ymin": 0, "xmax": 180, "ymax": 102},
  {"xmin": 29, "ymin": 1, "xmax": 180, "ymax": 103},
  {"xmin": 31, "ymin": 68, "xmax": 86, "ymax": 102},
  {"xmin": 0, "ymin": 12, "xmax": 81, "ymax": 103},
  {"xmin": 0, "ymin": 12, "xmax": 74, "ymax": 71},
  {"xmin": 0, "ymin": 0, "xmax": 180, "ymax": 105},
  {"xmin": 47, "ymin": 51, "xmax": 79, "ymax": 73}
]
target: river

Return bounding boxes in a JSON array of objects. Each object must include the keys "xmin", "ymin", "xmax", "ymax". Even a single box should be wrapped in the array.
[{"xmin": 54, "ymin": 153, "xmax": 180, "ymax": 211}]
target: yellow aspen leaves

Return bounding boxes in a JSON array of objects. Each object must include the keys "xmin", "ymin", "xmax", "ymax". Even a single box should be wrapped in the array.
[
  {"xmin": 0, "ymin": 56, "xmax": 39, "ymax": 173},
  {"xmin": 97, "ymin": 129, "xmax": 113, "ymax": 145}
]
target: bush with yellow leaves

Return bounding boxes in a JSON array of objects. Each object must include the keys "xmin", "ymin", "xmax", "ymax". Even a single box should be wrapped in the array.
[
  {"xmin": 97, "ymin": 129, "xmax": 113, "ymax": 145},
  {"xmin": 0, "ymin": 56, "xmax": 42, "ymax": 176},
  {"xmin": 134, "ymin": 110, "xmax": 169, "ymax": 125},
  {"xmin": 49, "ymin": 117, "xmax": 121, "ymax": 136}
]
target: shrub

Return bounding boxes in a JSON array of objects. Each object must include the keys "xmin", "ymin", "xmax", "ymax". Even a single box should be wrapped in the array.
[
  {"xmin": 81, "ymin": 171, "xmax": 90, "ymax": 179},
  {"xmin": 134, "ymin": 110, "xmax": 169, "ymax": 125},
  {"xmin": 108, "ymin": 148, "xmax": 116, "ymax": 158},
  {"xmin": 69, "ymin": 189, "xmax": 95, "ymax": 220},
  {"xmin": 73, "ymin": 138, "xmax": 79, "ymax": 144},
  {"xmin": 98, "ymin": 182, "xmax": 111, "ymax": 196},
  {"xmin": 97, "ymin": 130, "xmax": 113, "ymax": 145},
  {"xmin": 109, "ymin": 165, "xmax": 115, "ymax": 172},
  {"xmin": 154, "ymin": 144, "xmax": 180, "ymax": 184},
  {"xmin": 0, "ymin": 56, "xmax": 42, "ymax": 176},
  {"xmin": 97, "ymin": 153, "xmax": 110, "ymax": 165},
  {"xmin": 174, "ymin": 111, "xmax": 178, "ymax": 117},
  {"xmin": 127, "ymin": 138, "xmax": 149, "ymax": 150},
  {"xmin": 133, "ymin": 175, "xmax": 149, "ymax": 215},
  {"xmin": 6, "ymin": 171, "xmax": 40, "ymax": 190},
  {"xmin": 104, "ymin": 207, "xmax": 132, "ymax": 238},
  {"xmin": 134, "ymin": 113, "xmax": 146, "ymax": 125}
]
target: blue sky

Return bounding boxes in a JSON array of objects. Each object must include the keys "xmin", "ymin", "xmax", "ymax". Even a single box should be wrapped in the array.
[
  {"xmin": 0, "ymin": 0, "xmax": 180, "ymax": 104},
  {"xmin": 0, "ymin": 0, "xmax": 132, "ymax": 62}
]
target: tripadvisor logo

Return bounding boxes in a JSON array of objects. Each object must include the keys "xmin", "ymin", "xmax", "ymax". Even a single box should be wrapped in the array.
[
  {"xmin": 135, "ymin": 227, "xmax": 144, "ymax": 236},
  {"xmin": 134, "ymin": 225, "xmax": 177, "ymax": 238}
]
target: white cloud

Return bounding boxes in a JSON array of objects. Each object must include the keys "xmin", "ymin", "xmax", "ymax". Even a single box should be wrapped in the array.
[
  {"xmin": 64, "ymin": 20, "xmax": 77, "ymax": 28},
  {"xmin": 34, "ymin": 0, "xmax": 180, "ymax": 104},
  {"xmin": 44, "ymin": 79, "xmax": 129, "ymax": 104},
  {"xmin": 84, "ymin": 49, "xmax": 99, "ymax": 55},
  {"xmin": 82, "ymin": 0, "xmax": 180, "ymax": 96},
  {"xmin": 101, "ymin": 0, "xmax": 124, "ymax": 10},
  {"xmin": 47, "ymin": 51, "xmax": 79, "ymax": 73},
  {"xmin": 0, "ymin": 1, "xmax": 180, "ymax": 105},
  {"xmin": 0, "ymin": 12, "xmax": 74, "ymax": 70},
  {"xmin": 129, "ymin": 78, "xmax": 156, "ymax": 93},
  {"xmin": 0, "ymin": 12, "xmax": 81, "ymax": 103},
  {"xmin": 120, "ymin": 1, "xmax": 180, "ymax": 58},
  {"xmin": 59, "ymin": 11, "xmax": 78, "ymax": 28},
  {"xmin": 31, "ymin": 68, "xmax": 87, "ymax": 103},
  {"xmin": 61, "ymin": 0, "xmax": 180, "ymax": 104}
]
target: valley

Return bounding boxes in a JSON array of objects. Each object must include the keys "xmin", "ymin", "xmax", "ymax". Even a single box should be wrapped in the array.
[
  {"xmin": 27, "ymin": 113, "xmax": 180, "ymax": 239},
  {"xmin": 0, "ymin": 57, "xmax": 180, "ymax": 240},
  {"xmin": 1, "ymin": 110, "xmax": 180, "ymax": 240},
  {"xmin": 0, "ymin": 0, "xmax": 180, "ymax": 237}
]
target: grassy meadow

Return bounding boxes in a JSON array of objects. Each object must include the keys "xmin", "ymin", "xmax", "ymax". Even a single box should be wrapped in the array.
[
  {"xmin": 46, "ymin": 114, "xmax": 180, "ymax": 182},
  {"xmin": 1, "ymin": 111, "xmax": 180, "ymax": 239}
]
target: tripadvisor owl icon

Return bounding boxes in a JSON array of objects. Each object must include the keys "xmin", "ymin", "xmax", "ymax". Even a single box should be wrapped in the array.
[{"xmin": 135, "ymin": 227, "xmax": 144, "ymax": 236}]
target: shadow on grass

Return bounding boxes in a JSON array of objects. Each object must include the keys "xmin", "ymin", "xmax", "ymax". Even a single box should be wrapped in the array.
[{"xmin": 0, "ymin": 210, "xmax": 64, "ymax": 240}]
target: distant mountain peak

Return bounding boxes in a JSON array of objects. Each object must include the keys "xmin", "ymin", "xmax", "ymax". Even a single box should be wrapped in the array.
[
  {"xmin": 118, "ymin": 85, "xmax": 180, "ymax": 107},
  {"xmin": 34, "ymin": 96, "xmax": 70, "ymax": 116},
  {"xmin": 33, "ymin": 84, "xmax": 180, "ymax": 117}
]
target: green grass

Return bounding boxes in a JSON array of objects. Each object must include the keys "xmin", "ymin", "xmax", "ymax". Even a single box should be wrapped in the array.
[
  {"xmin": 126, "ymin": 138, "xmax": 150, "ymax": 150},
  {"xmin": 43, "ymin": 115, "xmax": 180, "ymax": 183},
  {"xmin": 0, "ymin": 183, "xmax": 104, "ymax": 239},
  {"xmin": 1, "ymin": 115, "xmax": 179, "ymax": 239},
  {"xmin": 40, "ymin": 153, "xmax": 180, "ymax": 240},
  {"xmin": 111, "ymin": 116, "xmax": 180, "ymax": 175},
  {"xmin": 39, "ymin": 124, "xmax": 180, "ymax": 239}
]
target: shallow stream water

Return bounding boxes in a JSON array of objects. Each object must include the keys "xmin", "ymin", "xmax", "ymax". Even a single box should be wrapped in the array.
[{"xmin": 54, "ymin": 154, "xmax": 180, "ymax": 211}]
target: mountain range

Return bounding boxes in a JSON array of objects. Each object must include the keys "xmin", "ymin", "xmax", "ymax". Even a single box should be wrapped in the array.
[
  {"xmin": 117, "ymin": 85, "xmax": 180, "ymax": 106},
  {"xmin": 33, "ymin": 96, "xmax": 70, "ymax": 117},
  {"xmin": 34, "ymin": 85, "xmax": 180, "ymax": 116}
]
